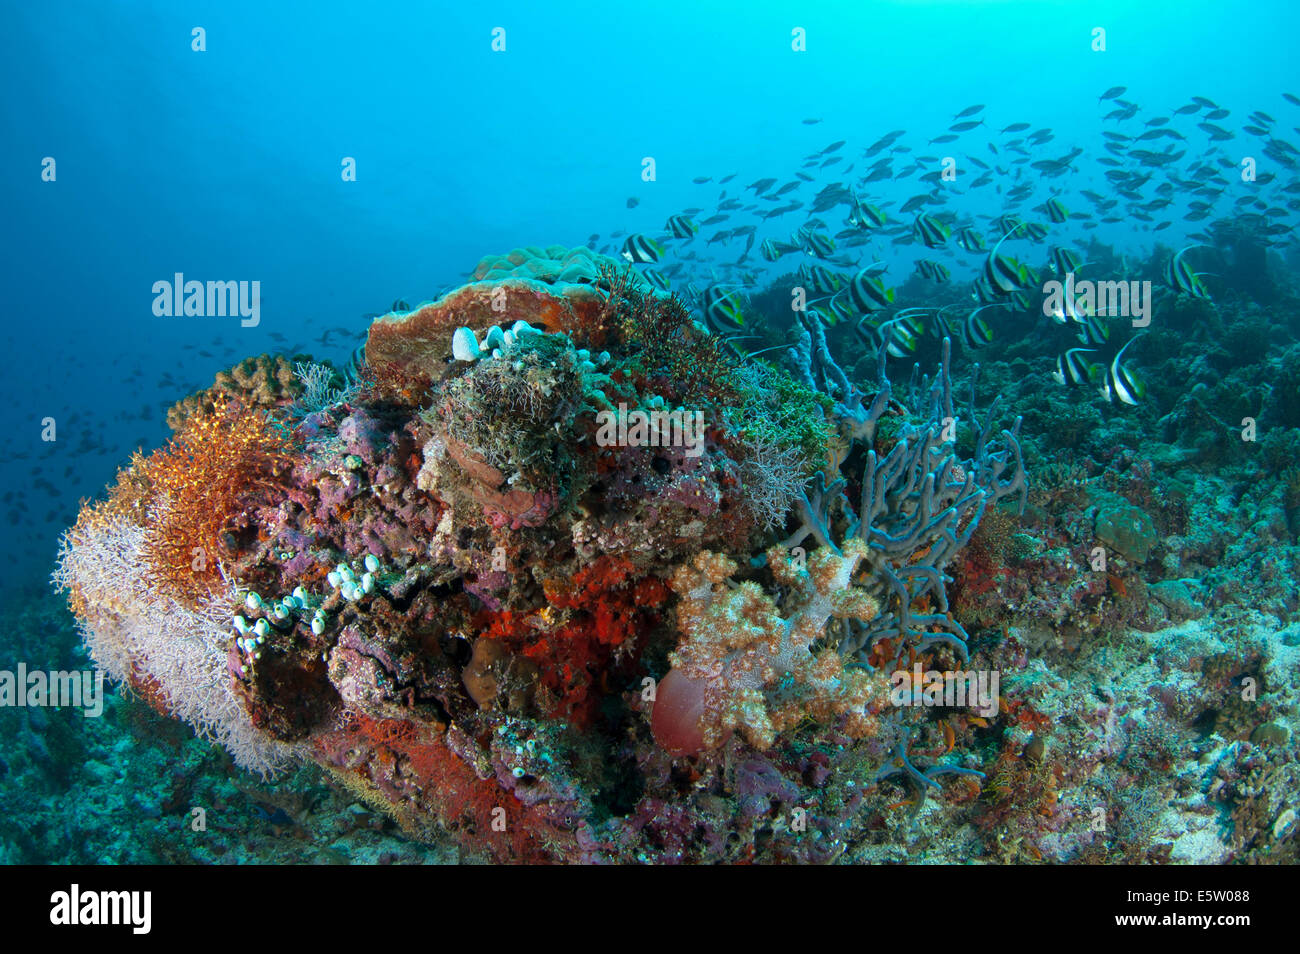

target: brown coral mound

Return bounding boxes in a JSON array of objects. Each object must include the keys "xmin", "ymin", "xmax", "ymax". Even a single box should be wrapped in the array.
[
  {"xmin": 141, "ymin": 398, "xmax": 295, "ymax": 603},
  {"xmin": 166, "ymin": 353, "xmax": 304, "ymax": 432}
]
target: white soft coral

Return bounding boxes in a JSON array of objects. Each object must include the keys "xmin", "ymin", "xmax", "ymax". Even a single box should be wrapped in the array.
[{"xmin": 656, "ymin": 540, "xmax": 884, "ymax": 753}]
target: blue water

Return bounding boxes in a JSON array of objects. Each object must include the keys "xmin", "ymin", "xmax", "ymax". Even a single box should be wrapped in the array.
[{"xmin": 2, "ymin": 0, "xmax": 1296, "ymax": 576}]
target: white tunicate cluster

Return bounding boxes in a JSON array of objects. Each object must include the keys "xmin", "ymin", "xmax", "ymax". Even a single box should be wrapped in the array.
[
  {"xmin": 573, "ymin": 347, "xmax": 611, "ymax": 376},
  {"xmin": 325, "ymin": 554, "xmax": 385, "ymax": 605},
  {"xmin": 453, "ymin": 320, "xmax": 544, "ymax": 362},
  {"xmin": 451, "ymin": 321, "xmax": 613, "ymax": 369},
  {"xmin": 231, "ymin": 584, "xmax": 323, "ymax": 675}
]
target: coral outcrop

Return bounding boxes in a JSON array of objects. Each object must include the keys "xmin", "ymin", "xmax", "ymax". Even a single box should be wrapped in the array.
[{"xmin": 54, "ymin": 246, "xmax": 1023, "ymax": 862}]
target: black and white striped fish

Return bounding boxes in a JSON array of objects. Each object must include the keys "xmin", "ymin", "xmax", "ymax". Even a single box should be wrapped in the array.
[
  {"xmin": 1052, "ymin": 348, "xmax": 1096, "ymax": 387},
  {"xmin": 1100, "ymin": 335, "xmax": 1147, "ymax": 405}
]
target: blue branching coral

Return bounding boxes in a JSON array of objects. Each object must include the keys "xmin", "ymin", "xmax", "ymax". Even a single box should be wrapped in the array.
[{"xmin": 784, "ymin": 319, "xmax": 1026, "ymax": 668}]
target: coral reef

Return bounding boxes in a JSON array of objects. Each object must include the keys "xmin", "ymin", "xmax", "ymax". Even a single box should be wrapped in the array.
[
  {"xmin": 51, "ymin": 238, "xmax": 1300, "ymax": 866},
  {"xmin": 56, "ymin": 246, "xmax": 1028, "ymax": 862}
]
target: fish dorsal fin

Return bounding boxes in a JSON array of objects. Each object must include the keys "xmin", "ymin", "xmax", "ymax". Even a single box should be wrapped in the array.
[{"xmin": 988, "ymin": 222, "xmax": 1025, "ymax": 260}]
